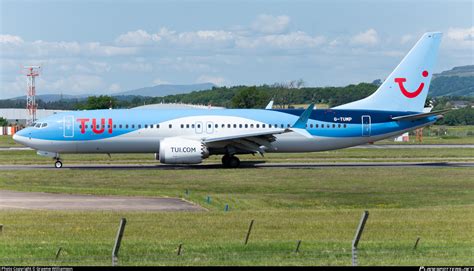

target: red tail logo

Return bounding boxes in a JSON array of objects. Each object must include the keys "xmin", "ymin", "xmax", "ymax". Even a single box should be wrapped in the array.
[{"xmin": 394, "ymin": 70, "xmax": 429, "ymax": 98}]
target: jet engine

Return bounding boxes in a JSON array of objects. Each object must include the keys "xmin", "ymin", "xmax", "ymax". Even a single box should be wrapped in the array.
[{"xmin": 157, "ymin": 137, "xmax": 209, "ymax": 164}]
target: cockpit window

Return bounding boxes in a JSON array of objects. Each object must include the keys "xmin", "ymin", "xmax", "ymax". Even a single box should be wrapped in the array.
[
  {"xmin": 30, "ymin": 122, "xmax": 37, "ymax": 127},
  {"xmin": 35, "ymin": 123, "xmax": 41, "ymax": 128},
  {"xmin": 41, "ymin": 123, "xmax": 47, "ymax": 128}
]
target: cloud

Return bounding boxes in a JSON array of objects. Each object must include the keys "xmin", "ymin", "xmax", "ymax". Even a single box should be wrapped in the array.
[
  {"xmin": 197, "ymin": 75, "xmax": 225, "ymax": 86},
  {"xmin": 108, "ymin": 83, "xmax": 121, "ymax": 92},
  {"xmin": 152, "ymin": 78, "xmax": 170, "ymax": 85},
  {"xmin": 236, "ymin": 31, "xmax": 326, "ymax": 49},
  {"xmin": 1, "ymin": 39, "xmax": 139, "ymax": 58},
  {"xmin": 350, "ymin": 29, "xmax": 379, "ymax": 46},
  {"xmin": 400, "ymin": 34, "xmax": 413, "ymax": 44},
  {"xmin": 445, "ymin": 27, "xmax": 474, "ymax": 49},
  {"xmin": 0, "ymin": 34, "xmax": 24, "ymax": 45},
  {"xmin": 252, "ymin": 14, "xmax": 290, "ymax": 34},
  {"xmin": 115, "ymin": 29, "xmax": 161, "ymax": 46},
  {"xmin": 119, "ymin": 62, "xmax": 153, "ymax": 72}
]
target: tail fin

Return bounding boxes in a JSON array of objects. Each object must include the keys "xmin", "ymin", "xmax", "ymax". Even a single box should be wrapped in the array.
[{"xmin": 335, "ymin": 32, "xmax": 442, "ymax": 112}]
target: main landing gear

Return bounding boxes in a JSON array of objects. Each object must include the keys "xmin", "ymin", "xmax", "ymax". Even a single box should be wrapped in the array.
[
  {"xmin": 54, "ymin": 159, "xmax": 63, "ymax": 168},
  {"xmin": 221, "ymin": 154, "xmax": 240, "ymax": 168}
]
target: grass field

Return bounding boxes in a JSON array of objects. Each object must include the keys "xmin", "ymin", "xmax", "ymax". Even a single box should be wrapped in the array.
[
  {"xmin": 0, "ymin": 159, "xmax": 473, "ymax": 265},
  {"xmin": 0, "ymin": 130, "xmax": 473, "ymax": 266}
]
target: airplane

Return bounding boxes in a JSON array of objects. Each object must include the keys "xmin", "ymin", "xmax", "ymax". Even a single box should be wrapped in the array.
[{"xmin": 13, "ymin": 32, "xmax": 447, "ymax": 168}]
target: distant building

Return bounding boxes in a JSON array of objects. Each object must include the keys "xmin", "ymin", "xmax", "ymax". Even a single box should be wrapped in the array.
[
  {"xmin": 0, "ymin": 108, "xmax": 68, "ymax": 126},
  {"xmin": 394, "ymin": 132, "xmax": 410, "ymax": 142},
  {"xmin": 450, "ymin": 101, "xmax": 470, "ymax": 109}
]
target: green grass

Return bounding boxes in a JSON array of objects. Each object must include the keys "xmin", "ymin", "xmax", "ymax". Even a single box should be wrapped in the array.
[
  {"xmin": 0, "ymin": 135, "xmax": 21, "ymax": 147},
  {"xmin": 0, "ymin": 166, "xmax": 473, "ymax": 265},
  {"xmin": 0, "ymin": 148, "xmax": 473, "ymax": 165}
]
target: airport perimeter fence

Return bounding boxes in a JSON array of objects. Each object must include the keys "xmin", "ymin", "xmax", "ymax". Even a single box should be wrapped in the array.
[{"xmin": 0, "ymin": 212, "xmax": 472, "ymax": 266}]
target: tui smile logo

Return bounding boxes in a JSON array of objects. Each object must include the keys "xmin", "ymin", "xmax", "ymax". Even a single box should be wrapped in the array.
[{"xmin": 394, "ymin": 70, "xmax": 429, "ymax": 98}]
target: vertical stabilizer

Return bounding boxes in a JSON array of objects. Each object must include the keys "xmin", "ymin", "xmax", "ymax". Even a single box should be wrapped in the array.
[{"xmin": 335, "ymin": 32, "xmax": 442, "ymax": 112}]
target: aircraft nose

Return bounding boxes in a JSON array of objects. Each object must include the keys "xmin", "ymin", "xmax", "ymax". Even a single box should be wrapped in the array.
[{"xmin": 13, "ymin": 129, "xmax": 30, "ymax": 146}]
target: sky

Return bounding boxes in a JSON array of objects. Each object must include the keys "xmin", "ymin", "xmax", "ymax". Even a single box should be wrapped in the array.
[{"xmin": 0, "ymin": 0, "xmax": 473, "ymax": 99}]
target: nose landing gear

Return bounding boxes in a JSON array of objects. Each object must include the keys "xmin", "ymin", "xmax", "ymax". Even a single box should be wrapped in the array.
[{"xmin": 222, "ymin": 154, "xmax": 240, "ymax": 168}]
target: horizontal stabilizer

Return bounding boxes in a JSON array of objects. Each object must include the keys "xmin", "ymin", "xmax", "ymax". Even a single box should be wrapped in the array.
[{"xmin": 390, "ymin": 109, "xmax": 450, "ymax": 121}]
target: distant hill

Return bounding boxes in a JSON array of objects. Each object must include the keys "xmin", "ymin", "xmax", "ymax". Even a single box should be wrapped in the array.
[
  {"xmin": 11, "ymin": 94, "xmax": 88, "ymax": 102},
  {"xmin": 113, "ymin": 83, "xmax": 215, "ymax": 97},
  {"xmin": 429, "ymin": 65, "xmax": 474, "ymax": 97}
]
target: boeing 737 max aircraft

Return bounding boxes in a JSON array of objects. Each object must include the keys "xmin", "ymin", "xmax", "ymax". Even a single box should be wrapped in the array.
[{"xmin": 14, "ymin": 32, "xmax": 447, "ymax": 168}]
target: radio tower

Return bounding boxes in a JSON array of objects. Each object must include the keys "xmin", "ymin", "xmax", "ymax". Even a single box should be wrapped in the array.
[{"xmin": 24, "ymin": 66, "xmax": 41, "ymax": 126}]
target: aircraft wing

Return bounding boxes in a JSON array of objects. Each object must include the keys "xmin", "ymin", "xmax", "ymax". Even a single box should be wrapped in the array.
[
  {"xmin": 202, "ymin": 104, "xmax": 315, "ymax": 154},
  {"xmin": 202, "ymin": 128, "xmax": 289, "ymax": 154},
  {"xmin": 390, "ymin": 109, "xmax": 450, "ymax": 121}
]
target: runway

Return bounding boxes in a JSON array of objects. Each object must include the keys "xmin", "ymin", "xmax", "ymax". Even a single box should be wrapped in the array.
[
  {"xmin": 0, "ymin": 190, "xmax": 205, "ymax": 211},
  {"xmin": 0, "ymin": 161, "xmax": 472, "ymax": 170}
]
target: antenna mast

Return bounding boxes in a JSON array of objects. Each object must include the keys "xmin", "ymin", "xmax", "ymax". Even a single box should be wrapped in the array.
[{"xmin": 24, "ymin": 66, "xmax": 41, "ymax": 126}]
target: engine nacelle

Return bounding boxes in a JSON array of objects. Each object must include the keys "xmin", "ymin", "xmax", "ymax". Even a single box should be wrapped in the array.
[{"xmin": 158, "ymin": 138, "xmax": 209, "ymax": 164}]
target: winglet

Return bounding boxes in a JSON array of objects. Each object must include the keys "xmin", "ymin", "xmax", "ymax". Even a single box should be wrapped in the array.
[
  {"xmin": 292, "ymin": 103, "xmax": 315, "ymax": 129},
  {"xmin": 265, "ymin": 99, "xmax": 274, "ymax": 109}
]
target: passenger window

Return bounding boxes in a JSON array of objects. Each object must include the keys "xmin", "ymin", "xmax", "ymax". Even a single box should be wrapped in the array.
[
  {"xmin": 186, "ymin": 124, "xmax": 190, "ymax": 128},
  {"xmin": 132, "ymin": 125, "xmax": 135, "ymax": 128},
  {"xmin": 126, "ymin": 125, "xmax": 129, "ymax": 129},
  {"xmin": 343, "ymin": 124, "xmax": 347, "ymax": 128},
  {"xmin": 143, "ymin": 124, "xmax": 146, "ymax": 128},
  {"xmin": 227, "ymin": 124, "xmax": 231, "ymax": 128},
  {"xmin": 233, "ymin": 124, "xmax": 237, "ymax": 128},
  {"xmin": 156, "ymin": 124, "xmax": 160, "ymax": 128},
  {"xmin": 239, "ymin": 124, "xmax": 243, "ymax": 128},
  {"xmin": 208, "ymin": 124, "xmax": 211, "ymax": 128},
  {"xmin": 113, "ymin": 125, "xmax": 116, "ymax": 128},
  {"xmin": 215, "ymin": 124, "xmax": 218, "ymax": 128},
  {"xmin": 256, "ymin": 124, "xmax": 259, "ymax": 128},
  {"xmin": 181, "ymin": 124, "xmax": 184, "ymax": 128},
  {"xmin": 119, "ymin": 125, "xmax": 122, "ymax": 128},
  {"xmin": 287, "ymin": 124, "xmax": 290, "ymax": 128},
  {"xmin": 138, "ymin": 125, "xmax": 142, "ymax": 128},
  {"xmin": 332, "ymin": 124, "xmax": 335, "ymax": 128},
  {"xmin": 191, "ymin": 124, "xmax": 195, "ymax": 128},
  {"xmin": 316, "ymin": 124, "xmax": 319, "ymax": 128},
  {"xmin": 338, "ymin": 124, "xmax": 341, "ymax": 128},
  {"xmin": 280, "ymin": 124, "xmax": 284, "ymax": 128},
  {"xmin": 169, "ymin": 124, "xmax": 172, "ymax": 128},
  {"xmin": 85, "ymin": 125, "xmax": 89, "ymax": 129},
  {"xmin": 262, "ymin": 124, "xmax": 266, "ymax": 128},
  {"xmin": 150, "ymin": 124, "xmax": 153, "ymax": 128},
  {"xmin": 310, "ymin": 124, "xmax": 313, "ymax": 128},
  {"xmin": 79, "ymin": 124, "xmax": 82, "ymax": 129},
  {"xmin": 197, "ymin": 124, "xmax": 201, "ymax": 128},
  {"xmin": 269, "ymin": 124, "xmax": 272, "ymax": 128},
  {"xmin": 245, "ymin": 124, "xmax": 248, "ymax": 128}
]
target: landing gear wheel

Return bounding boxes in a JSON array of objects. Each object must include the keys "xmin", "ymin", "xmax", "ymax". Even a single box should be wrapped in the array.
[
  {"xmin": 54, "ymin": 160, "xmax": 63, "ymax": 168},
  {"xmin": 222, "ymin": 154, "xmax": 230, "ymax": 167},
  {"xmin": 228, "ymin": 156, "xmax": 240, "ymax": 168}
]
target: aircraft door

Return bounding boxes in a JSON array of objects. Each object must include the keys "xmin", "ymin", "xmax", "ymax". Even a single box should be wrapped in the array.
[
  {"xmin": 362, "ymin": 115, "xmax": 371, "ymax": 136},
  {"xmin": 63, "ymin": 115, "xmax": 74, "ymax": 138}
]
